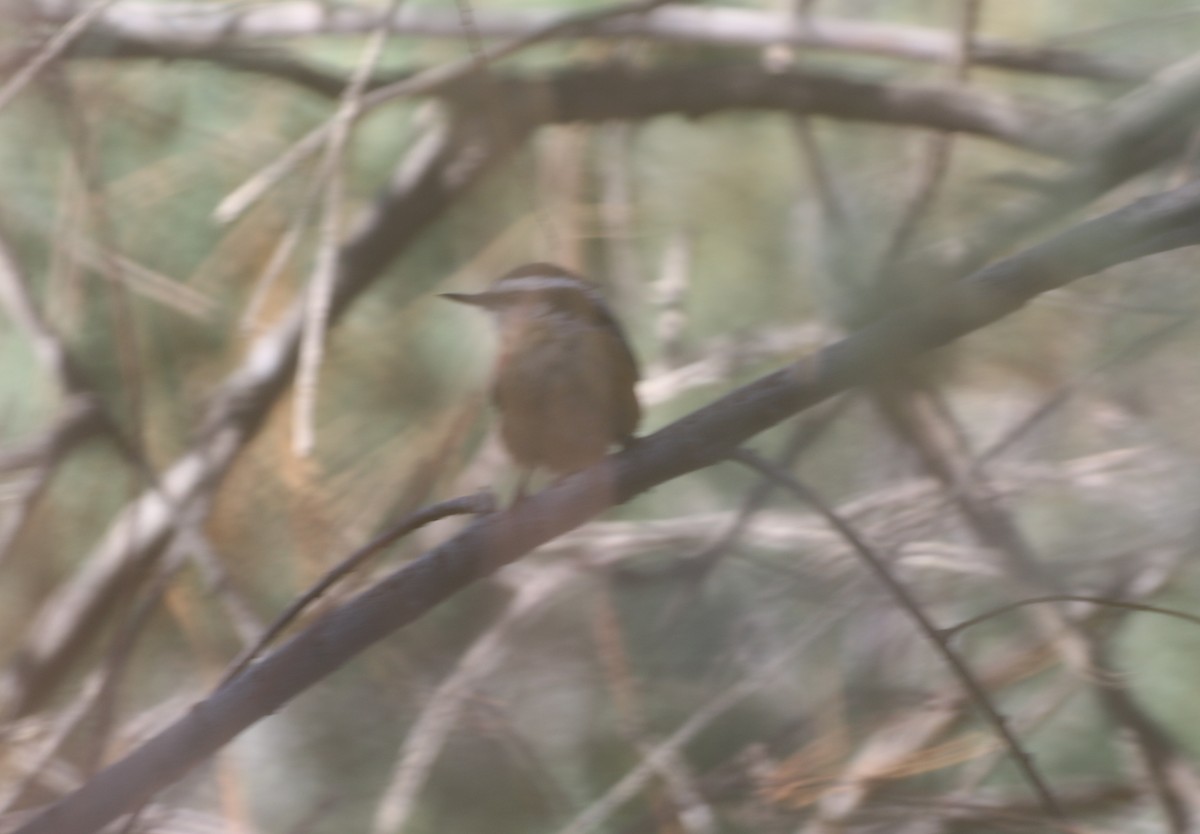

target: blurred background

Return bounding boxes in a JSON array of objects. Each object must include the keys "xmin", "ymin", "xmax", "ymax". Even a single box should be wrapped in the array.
[{"xmin": 4, "ymin": 0, "xmax": 1200, "ymax": 831}]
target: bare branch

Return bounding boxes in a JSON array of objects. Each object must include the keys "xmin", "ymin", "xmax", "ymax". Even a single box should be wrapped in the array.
[
  {"xmin": 293, "ymin": 0, "xmax": 403, "ymax": 456},
  {"xmin": 0, "ymin": 0, "xmax": 120, "ymax": 116},
  {"xmin": 16, "ymin": 171, "xmax": 1200, "ymax": 834},
  {"xmin": 219, "ymin": 493, "xmax": 496, "ymax": 688},
  {"xmin": 215, "ymin": 0, "xmax": 670, "ymax": 224},
  {"xmin": 731, "ymin": 449, "xmax": 1063, "ymax": 818},
  {"xmin": 56, "ymin": 3, "xmax": 1149, "ymax": 82},
  {"xmin": 555, "ymin": 614, "xmax": 835, "ymax": 834},
  {"xmin": 0, "ymin": 110, "xmax": 526, "ymax": 722}
]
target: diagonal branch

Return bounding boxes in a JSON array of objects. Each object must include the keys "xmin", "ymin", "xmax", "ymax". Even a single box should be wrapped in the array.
[
  {"xmin": 16, "ymin": 173, "xmax": 1200, "ymax": 834},
  {"xmin": 0, "ymin": 0, "xmax": 120, "ymax": 116}
]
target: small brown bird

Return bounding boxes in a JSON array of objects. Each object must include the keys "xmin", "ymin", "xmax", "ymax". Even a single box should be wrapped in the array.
[{"xmin": 442, "ymin": 263, "xmax": 641, "ymax": 495}]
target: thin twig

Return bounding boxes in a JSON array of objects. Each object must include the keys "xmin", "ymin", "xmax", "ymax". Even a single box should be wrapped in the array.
[
  {"xmin": 589, "ymin": 580, "xmax": 718, "ymax": 834},
  {"xmin": 0, "ymin": 216, "xmax": 252, "ymax": 630},
  {"xmin": 878, "ymin": 0, "xmax": 981, "ymax": 267},
  {"xmin": 650, "ymin": 230, "xmax": 692, "ymax": 371},
  {"xmin": 555, "ymin": 612, "xmax": 836, "ymax": 834},
  {"xmin": 731, "ymin": 448, "xmax": 1065, "ymax": 820},
  {"xmin": 238, "ymin": 167, "xmax": 326, "ymax": 332},
  {"xmin": 0, "ymin": 0, "xmax": 120, "ymax": 116},
  {"xmin": 974, "ymin": 313, "xmax": 1193, "ymax": 469},
  {"xmin": 215, "ymin": 0, "xmax": 673, "ymax": 225},
  {"xmin": 613, "ymin": 395, "xmax": 852, "ymax": 591},
  {"xmin": 868, "ymin": 374, "xmax": 1193, "ymax": 831},
  {"xmin": 943, "ymin": 594, "xmax": 1200, "ymax": 639},
  {"xmin": 293, "ymin": 0, "xmax": 404, "ymax": 457},
  {"xmin": 370, "ymin": 560, "xmax": 571, "ymax": 834},
  {"xmin": 217, "ymin": 492, "xmax": 496, "ymax": 689}
]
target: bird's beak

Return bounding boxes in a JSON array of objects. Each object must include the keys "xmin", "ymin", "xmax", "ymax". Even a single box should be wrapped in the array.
[{"xmin": 439, "ymin": 291, "xmax": 495, "ymax": 308}]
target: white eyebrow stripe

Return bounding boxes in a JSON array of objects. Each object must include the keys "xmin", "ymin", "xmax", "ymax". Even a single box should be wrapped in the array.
[{"xmin": 495, "ymin": 276, "xmax": 585, "ymax": 293}]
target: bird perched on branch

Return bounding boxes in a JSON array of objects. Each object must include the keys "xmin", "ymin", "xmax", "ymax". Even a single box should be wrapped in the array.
[{"xmin": 442, "ymin": 263, "xmax": 641, "ymax": 498}]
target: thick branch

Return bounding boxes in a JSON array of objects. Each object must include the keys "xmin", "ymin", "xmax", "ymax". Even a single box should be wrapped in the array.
[
  {"xmin": 17, "ymin": 177, "xmax": 1200, "ymax": 834},
  {"xmin": 60, "ymin": 32, "xmax": 1094, "ymax": 160},
  {"xmin": 522, "ymin": 65, "xmax": 1084, "ymax": 157}
]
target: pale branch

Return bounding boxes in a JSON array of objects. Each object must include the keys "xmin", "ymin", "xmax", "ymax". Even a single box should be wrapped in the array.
[
  {"xmin": 0, "ymin": 113, "xmax": 526, "ymax": 721},
  {"xmin": 788, "ymin": 529, "xmax": 1185, "ymax": 832},
  {"xmin": 292, "ymin": 0, "xmax": 402, "ymax": 457},
  {"xmin": 874, "ymin": 0, "xmax": 979, "ymax": 274},
  {"xmin": 212, "ymin": 0, "xmax": 672, "ymax": 224},
  {"xmin": 370, "ymin": 560, "xmax": 575, "ymax": 834},
  {"xmin": 861, "ymin": 53, "xmax": 1200, "ymax": 817},
  {"xmin": 16, "ymin": 174, "xmax": 1200, "ymax": 834},
  {"xmin": 0, "ymin": 218, "xmax": 84, "ymax": 392},
  {"xmin": 555, "ymin": 609, "xmax": 837, "ymax": 834},
  {"xmin": 52, "ymin": 2, "xmax": 1148, "ymax": 82},
  {"xmin": 0, "ymin": 0, "xmax": 120, "ymax": 116}
]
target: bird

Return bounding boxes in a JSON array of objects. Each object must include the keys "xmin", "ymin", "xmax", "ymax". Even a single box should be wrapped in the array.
[{"xmin": 441, "ymin": 263, "xmax": 641, "ymax": 498}]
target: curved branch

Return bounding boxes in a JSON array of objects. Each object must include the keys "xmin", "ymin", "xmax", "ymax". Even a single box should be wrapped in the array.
[
  {"xmin": 1, "ymin": 49, "xmax": 1098, "ymax": 726},
  {"xmin": 213, "ymin": 63, "xmax": 1087, "ymax": 225},
  {"xmin": 526, "ymin": 65, "xmax": 1084, "ymax": 157},
  {"xmin": 67, "ymin": 48, "xmax": 1093, "ymax": 162},
  {"xmin": 17, "ymin": 174, "xmax": 1200, "ymax": 834},
  {"xmin": 944, "ymin": 594, "xmax": 1200, "ymax": 638}
]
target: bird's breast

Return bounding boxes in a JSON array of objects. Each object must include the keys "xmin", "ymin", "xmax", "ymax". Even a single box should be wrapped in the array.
[{"xmin": 491, "ymin": 315, "xmax": 635, "ymax": 473}]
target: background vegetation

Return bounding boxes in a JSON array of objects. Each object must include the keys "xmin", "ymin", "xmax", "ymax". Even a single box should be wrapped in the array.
[{"xmin": 4, "ymin": 0, "xmax": 1200, "ymax": 832}]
